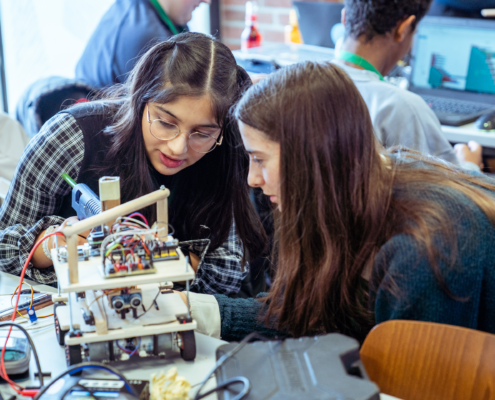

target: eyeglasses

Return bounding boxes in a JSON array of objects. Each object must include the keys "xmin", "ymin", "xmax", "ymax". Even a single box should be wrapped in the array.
[{"xmin": 146, "ymin": 105, "xmax": 223, "ymax": 154}]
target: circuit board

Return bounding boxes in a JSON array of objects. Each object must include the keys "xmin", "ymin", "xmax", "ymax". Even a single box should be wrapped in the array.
[{"xmin": 56, "ymin": 231, "xmax": 180, "ymax": 279}]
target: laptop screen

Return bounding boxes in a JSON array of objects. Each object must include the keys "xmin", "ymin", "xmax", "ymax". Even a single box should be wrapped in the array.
[{"xmin": 411, "ymin": 17, "xmax": 495, "ymax": 95}]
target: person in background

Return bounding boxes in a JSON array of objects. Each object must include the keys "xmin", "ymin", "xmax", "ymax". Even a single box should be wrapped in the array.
[
  {"xmin": 334, "ymin": 0, "xmax": 483, "ymax": 171},
  {"xmin": 180, "ymin": 62, "xmax": 495, "ymax": 342},
  {"xmin": 0, "ymin": 112, "xmax": 29, "ymax": 182},
  {"xmin": 76, "ymin": 0, "xmax": 210, "ymax": 89}
]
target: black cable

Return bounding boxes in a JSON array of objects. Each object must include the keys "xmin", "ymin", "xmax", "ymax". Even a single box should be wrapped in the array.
[
  {"xmin": 194, "ymin": 377, "xmax": 250, "ymax": 400},
  {"xmin": 193, "ymin": 332, "xmax": 267, "ymax": 400},
  {"xmin": 0, "ymin": 322, "xmax": 44, "ymax": 387},
  {"xmin": 60, "ymin": 384, "xmax": 76, "ymax": 400},
  {"xmin": 134, "ymin": 289, "xmax": 161, "ymax": 320},
  {"xmin": 34, "ymin": 362, "xmax": 138, "ymax": 400}
]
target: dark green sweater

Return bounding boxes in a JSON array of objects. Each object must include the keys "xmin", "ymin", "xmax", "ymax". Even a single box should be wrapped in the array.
[{"xmin": 214, "ymin": 176, "xmax": 495, "ymax": 342}]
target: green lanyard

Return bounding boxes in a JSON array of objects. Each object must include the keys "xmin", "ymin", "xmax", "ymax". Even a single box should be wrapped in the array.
[
  {"xmin": 337, "ymin": 51, "xmax": 385, "ymax": 81},
  {"xmin": 149, "ymin": 0, "xmax": 180, "ymax": 35}
]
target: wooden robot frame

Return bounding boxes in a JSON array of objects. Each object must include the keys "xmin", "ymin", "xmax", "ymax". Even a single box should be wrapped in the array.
[{"xmin": 52, "ymin": 179, "xmax": 197, "ymax": 365}]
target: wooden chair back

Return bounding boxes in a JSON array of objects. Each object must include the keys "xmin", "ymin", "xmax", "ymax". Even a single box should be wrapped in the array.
[{"xmin": 360, "ymin": 320, "xmax": 495, "ymax": 400}]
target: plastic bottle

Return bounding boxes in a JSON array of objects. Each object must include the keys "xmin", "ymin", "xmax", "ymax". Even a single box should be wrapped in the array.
[
  {"xmin": 284, "ymin": 9, "xmax": 303, "ymax": 44},
  {"xmin": 241, "ymin": 1, "xmax": 262, "ymax": 51}
]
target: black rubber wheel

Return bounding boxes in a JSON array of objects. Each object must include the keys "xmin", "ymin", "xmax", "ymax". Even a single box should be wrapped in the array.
[
  {"xmin": 179, "ymin": 330, "xmax": 196, "ymax": 361},
  {"xmin": 65, "ymin": 344, "xmax": 82, "ymax": 366},
  {"xmin": 54, "ymin": 303, "xmax": 68, "ymax": 346}
]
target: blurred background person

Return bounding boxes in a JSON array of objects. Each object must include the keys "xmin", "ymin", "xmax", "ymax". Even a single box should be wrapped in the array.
[{"xmin": 76, "ymin": 0, "xmax": 210, "ymax": 89}]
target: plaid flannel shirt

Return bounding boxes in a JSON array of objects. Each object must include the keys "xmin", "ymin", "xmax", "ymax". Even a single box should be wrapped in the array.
[{"xmin": 0, "ymin": 113, "xmax": 247, "ymax": 295}]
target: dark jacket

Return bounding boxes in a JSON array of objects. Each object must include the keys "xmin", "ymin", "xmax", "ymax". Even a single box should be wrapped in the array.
[
  {"xmin": 214, "ymin": 169, "xmax": 495, "ymax": 342},
  {"xmin": 75, "ymin": 0, "xmax": 183, "ymax": 89},
  {"xmin": 15, "ymin": 76, "xmax": 92, "ymax": 139}
]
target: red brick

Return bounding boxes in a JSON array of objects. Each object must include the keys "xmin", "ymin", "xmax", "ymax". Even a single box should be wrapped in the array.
[
  {"xmin": 222, "ymin": 26, "xmax": 244, "ymax": 41},
  {"xmin": 226, "ymin": 43, "xmax": 241, "ymax": 51},
  {"xmin": 261, "ymin": 29, "xmax": 285, "ymax": 42},
  {"xmin": 257, "ymin": 12, "xmax": 273, "ymax": 24},
  {"xmin": 263, "ymin": 0, "xmax": 292, "ymax": 7},
  {"xmin": 222, "ymin": 9, "xmax": 245, "ymax": 22},
  {"xmin": 222, "ymin": 0, "xmax": 250, "ymax": 5},
  {"xmin": 278, "ymin": 12, "xmax": 290, "ymax": 25}
]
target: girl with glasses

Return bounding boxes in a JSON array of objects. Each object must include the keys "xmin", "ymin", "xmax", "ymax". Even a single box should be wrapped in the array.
[
  {"xmin": 0, "ymin": 32, "xmax": 266, "ymax": 294},
  {"xmin": 182, "ymin": 61, "xmax": 495, "ymax": 341}
]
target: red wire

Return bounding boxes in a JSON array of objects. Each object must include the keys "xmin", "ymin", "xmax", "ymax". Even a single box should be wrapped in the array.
[
  {"xmin": 125, "ymin": 212, "xmax": 149, "ymax": 226},
  {"xmin": 0, "ymin": 231, "xmax": 65, "ymax": 395}
]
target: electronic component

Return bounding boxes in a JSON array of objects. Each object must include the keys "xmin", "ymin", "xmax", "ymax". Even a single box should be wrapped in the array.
[
  {"xmin": 213, "ymin": 333, "xmax": 379, "ymax": 400},
  {"xmin": 51, "ymin": 184, "xmax": 197, "ymax": 367},
  {"xmin": 107, "ymin": 288, "xmax": 142, "ymax": 319},
  {"xmin": 42, "ymin": 378, "xmax": 147, "ymax": 400},
  {"xmin": 81, "ymin": 309, "xmax": 95, "ymax": 326},
  {"xmin": 102, "ymin": 236, "xmax": 179, "ymax": 279},
  {"xmin": 75, "ymin": 334, "xmax": 174, "ymax": 364},
  {"xmin": 55, "ymin": 233, "xmax": 179, "ymax": 281},
  {"xmin": 35, "ymin": 363, "xmax": 142, "ymax": 400},
  {"xmin": 55, "ymin": 234, "xmax": 180, "ymax": 280},
  {"xmin": 26, "ymin": 305, "xmax": 37, "ymax": 324}
]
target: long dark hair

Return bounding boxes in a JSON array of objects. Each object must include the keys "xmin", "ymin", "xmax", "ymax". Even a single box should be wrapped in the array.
[
  {"xmin": 235, "ymin": 61, "xmax": 495, "ymax": 340},
  {"xmin": 90, "ymin": 32, "xmax": 265, "ymax": 261}
]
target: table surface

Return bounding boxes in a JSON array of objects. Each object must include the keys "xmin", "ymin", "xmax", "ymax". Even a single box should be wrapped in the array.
[
  {"xmin": 442, "ymin": 122, "xmax": 495, "ymax": 149},
  {"xmin": 0, "ymin": 272, "xmax": 399, "ymax": 400}
]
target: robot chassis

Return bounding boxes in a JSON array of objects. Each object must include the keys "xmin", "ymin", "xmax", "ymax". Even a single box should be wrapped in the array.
[{"xmin": 52, "ymin": 177, "xmax": 197, "ymax": 366}]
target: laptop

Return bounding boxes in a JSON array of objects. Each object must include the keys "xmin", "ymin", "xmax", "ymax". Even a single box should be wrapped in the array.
[
  {"xmin": 409, "ymin": 16, "xmax": 495, "ymax": 126},
  {"xmin": 293, "ymin": 1, "xmax": 344, "ymax": 48}
]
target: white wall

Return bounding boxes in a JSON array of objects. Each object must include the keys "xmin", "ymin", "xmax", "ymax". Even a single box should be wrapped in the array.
[
  {"xmin": 189, "ymin": 2, "xmax": 211, "ymax": 36},
  {"xmin": 0, "ymin": 0, "xmax": 210, "ymax": 115},
  {"xmin": 0, "ymin": 0, "xmax": 114, "ymax": 114}
]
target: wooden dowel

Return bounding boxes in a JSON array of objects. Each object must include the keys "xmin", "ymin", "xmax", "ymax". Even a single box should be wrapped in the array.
[{"xmin": 63, "ymin": 188, "xmax": 170, "ymax": 238}]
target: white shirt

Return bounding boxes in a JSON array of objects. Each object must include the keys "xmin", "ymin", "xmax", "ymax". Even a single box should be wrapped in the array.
[
  {"xmin": 0, "ymin": 112, "xmax": 29, "ymax": 181},
  {"xmin": 189, "ymin": 292, "xmax": 221, "ymax": 339},
  {"xmin": 332, "ymin": 60, "xmax": 461, "ymax": 166}
]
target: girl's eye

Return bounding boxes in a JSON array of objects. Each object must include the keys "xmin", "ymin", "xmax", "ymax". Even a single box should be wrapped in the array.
[
  {"xmin": 253, "ymin": 156, "xmax": 263, "ymax": 166},
  {"xmin": 159, "ymin": 120, "xmax": 177, "ymax": 130},
  {"xmin": 194, "ymin": 131, "xmax": 214, "ymax": 140}
]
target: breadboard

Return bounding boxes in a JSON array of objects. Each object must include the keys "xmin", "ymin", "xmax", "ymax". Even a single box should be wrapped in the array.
[{"xmin": 52, "ymin": 248, "xmax": 194, "ymax": 293}]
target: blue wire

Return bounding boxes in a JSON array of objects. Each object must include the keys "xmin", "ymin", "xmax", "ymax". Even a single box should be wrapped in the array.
[
  {"xmin": 129, "ymin": 337, "xmax": 141, "ymax": 356},
  {"xmin": 116, "ymin": 340, "xmax": 131, "ymax": 354},
  {"xmin": 67, "ymin": 365, "xmax": 133, "ymax": 393}
]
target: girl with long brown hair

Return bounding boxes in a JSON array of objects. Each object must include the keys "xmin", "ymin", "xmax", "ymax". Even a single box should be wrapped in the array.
[
  {"xmin": 183, "ymin": 61, "xmax": 495, "ymax": 342},
  {"xmin": 0, "ymin": 33, "xmax": 265, "ymax": 295}
]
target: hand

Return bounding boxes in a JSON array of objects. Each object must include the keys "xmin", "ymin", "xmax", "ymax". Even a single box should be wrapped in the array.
[
  {"xmin": 175, "ymin": 291, "xmax": 188, "ymax": 306},
  {"xmin": 32, "ymin": 216, "xmax": 90, "ymax": 268},
  {"xmin": 454, "ymin": 141, "xmax": 483, "ymax": 169},
  {"xmin": 51, "ymin": 216, "xmax": 91, "ymax": 248},
  {"xmin": 189, "ymin": 252, "xmax": 200, "ymax": 272}
]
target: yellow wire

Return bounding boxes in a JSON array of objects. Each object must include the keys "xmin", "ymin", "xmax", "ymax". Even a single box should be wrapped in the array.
[
  {"xmin": 105, "ymin": 243, "xmax": 124, "ymax": 257},
  {"xmin": 11, "ymin": 281, "xmax": 56, "ymax": 319},
  {"xmin": 11, "ymin": 283, "xmax": 33, "ymax": 319}
]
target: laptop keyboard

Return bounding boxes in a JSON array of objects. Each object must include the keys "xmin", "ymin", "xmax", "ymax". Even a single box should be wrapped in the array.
[{"xmin": 421, "ymin": 95, "xmax": 493, "ymax": 115}]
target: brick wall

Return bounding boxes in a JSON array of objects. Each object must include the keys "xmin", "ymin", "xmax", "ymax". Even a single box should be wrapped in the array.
[{"xmin": 220, "ymin": 0, "xmax": 342, "ymax": 49}]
